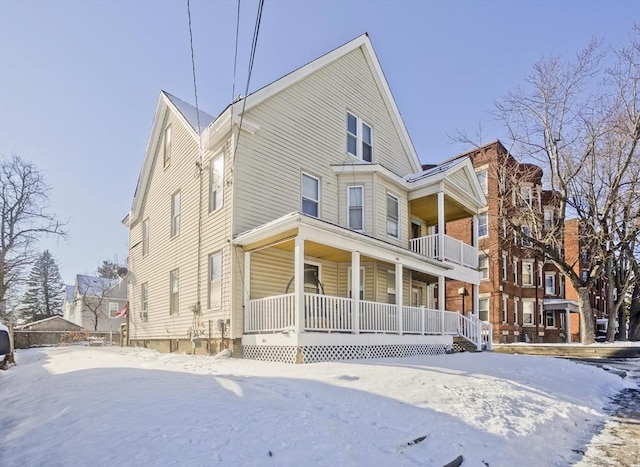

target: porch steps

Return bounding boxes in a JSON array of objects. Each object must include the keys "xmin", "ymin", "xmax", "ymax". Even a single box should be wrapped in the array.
[{"xmin": 452, "ymin": 336, "xmax": 480, "ymax": 353}]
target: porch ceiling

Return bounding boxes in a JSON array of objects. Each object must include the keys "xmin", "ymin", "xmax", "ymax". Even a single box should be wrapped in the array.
[
  {"xmin": 410, "ymin": 196, "xmax": 471, "ymax": 225},
  {"xmin": 270, "ymin": 239, "xmax": 377, "ymax": 263}
]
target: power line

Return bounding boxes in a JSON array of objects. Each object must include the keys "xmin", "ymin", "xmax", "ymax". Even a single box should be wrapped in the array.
[{"xmin": 186, "ymin": 0, "xmax": 202, "ymax": 137}]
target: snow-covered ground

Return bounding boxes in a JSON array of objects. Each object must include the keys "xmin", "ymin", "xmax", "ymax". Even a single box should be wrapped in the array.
[{"xmin": 0, "ymin": 346, "xmax": 635, "ymax": 467}]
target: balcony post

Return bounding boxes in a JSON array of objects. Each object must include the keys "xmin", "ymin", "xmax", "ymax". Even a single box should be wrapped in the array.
[
  {"xmin": 396, "ymin": 263, "xmax": 403, "ymax": 335},
  {"xmin": 565, "ymin": 309, "xmax": 571, "ymax": 343},
  {"xmin": 472, "ymin": 214, "xmax": 478, "ymax": 247},
  {"xmin": 351, "ymin": 250, "xmax": 360, "ymax": 334},
  {"xmin": 294, "ymin": 235, "xmax": 305, "ymax": 334},
  {"xmin": 438, "ymin": 189, "xmax": 445, "ymax": 261},
  {"xmin": 438, "ymin": 275, "xmax": 445, "ymax": 333},
  {"xmin": 244, "ymin": 250, "xmax": 251, "ymax": 331}
]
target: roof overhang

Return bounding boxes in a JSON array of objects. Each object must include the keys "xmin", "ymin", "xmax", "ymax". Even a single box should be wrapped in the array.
[{"xmin": 543, "ymin": 299, "xmax": 580, "ymax": 313}]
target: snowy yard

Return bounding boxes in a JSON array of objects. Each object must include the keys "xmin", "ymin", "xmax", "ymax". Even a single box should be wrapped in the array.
[{"xmin": 0, "ymin": 346, "xmax": 634, "ymax": 467}]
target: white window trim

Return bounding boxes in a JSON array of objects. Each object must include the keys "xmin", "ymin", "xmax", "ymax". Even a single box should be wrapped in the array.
[
  {"xmin": 163, "ymin": 125, "xmax": 172, "ymax": 167},
  {"xmin": 171, "ymin": 190, "xmax": 181, "ymax": 238},
  {"xmin": 478, "ymin": 212, "xmax": 489, "ymax": 238},
  {"xmin": 476, "ymin": 167, "xmax": 488, "ymax": 195},
  {"xmin": 514, "ymin": 297, "xmax": 519, "ymax": 325},
  {"xmin": 347, "ymin": 185, "xmax": 364, "ymax": 231},
  {"xmin": 386, "ymin": 192, "xmax": 399, "ymax": 238},
  {"xmin": 544, "ymin": 209, "xmax": 554, "ymax": 229},
  {"xmin": 513, "ymin": 257, "xmax": 519, "ymax": 285},
  {"xmin": 347, "ymin": 112, "xmax": 373, "ymax": 162},
  {"xmin": 479, "ymin": 254, "xmax": 489, "ymax": 281},
  {"xmin": 301, "ymin": 172, "xmax": 320, "ymax": 217},
  {"xmin": 209, "ymin": 153, "xmax": 224, "ymax": 213},
  {"xmin": 208, "ymin": 251, "xmax": 223, "ymax": 309},
  {"xmin": 386, "ymin": 269, "xmax": 396, "ymax": 304},
  {"xmin": 545, "ymin": 309, "xmax": 556, "ymax": 328},
  {"xmin": 170, "ymin": 268, "xmax": 179, "ymax": 315},
  {"xmin": 478, "ymin": 295, "xmax": 490, "ymax": 322},
  {"xmin": 108, "ymin": 301, "xmax": 119, "ymax": 318},
  {"xmin": 502, "ymin": 252, "xmax": 508, "ymax": 281},
  {"xmin": 140, "ymin": 283, "xmax": 148, "ymax": 321},
  {"xmin": 304, "ymin": 261, "xmax": 322, "ymax": 294},
  {"xmin": 502, "ymin": 294, "xmax": 509, "ymax": 324},
  {"xmin": 522, "ymin": 261, "xmax": 534, "ymax": 287},
  {"xmin": 522, "ymin": 299, "xmax": 535, "ymax": 326}
]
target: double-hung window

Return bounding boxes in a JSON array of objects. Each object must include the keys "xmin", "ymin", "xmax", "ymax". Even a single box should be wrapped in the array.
[
  {"xmin": 108, "ymin": 302, "xmax": 119, "ymax": 318},
  {"xmin": 522, "ymin": 300, "xmax": 534, "ymax": 325},
  {"xmin": 478, "ymin": 212, "xmax": 488, "ymax": 238},
  {"xmin": 546, "ymin": 310, "xmax": 556, "ymax": 327},
  {"xmin": 522, "ymin": 261, "xmax": 534, "ymax": 286},
  {"xmin": 544, "ymin": 210, "xmax": 553, "ymax": 229},
  {"xmin": 387, "ymin": 270, "xmax": 396, "ymax": 304},
  {"xmin": 478, "ymin": 298, "xmax": 489, "ymax": 322},
  {"xmin": 302, "ymin": 173, "xmax": 319, "ymax": 217},
  {"xmin": 348, "ymin": 186, "xmax": 364, "ymax": 231},
  {"xmin": 142, "ymin": 218, "xmax": 149, "ymax": 257},
  {"xmin": 502, "ymin": 295, "xmax": 508, "ymax": 323},
  {"xmin": 513, "ymin": 258, "xmax": 519, "ymax": 284},
  {"xmin": 545, "ymin": 273, "xmax": 555, "ymax": 295},
  {"xmin": 170, "ymin": 269, "xmax": 179, "ymax": 315},
  {"xmin": 209, "ymin": 155, "xmax": 224, "ymax": 213},
  {"xmin": 163, "ymin": 125, "xmax": 172, "ymax": 167},
  {"xmin": 502, "ymin": 252, "xmax": 508, "ymax": 281},
  {"xmin": 521, "ymin": 225, "xmax": 532, "ymax": 247},
  {"xmin": 477, "ymin": 169, "xmax": 488, "ymax": 195},
  {"xmin": 209, "ymin": 252, "xmax": 222, "ymax": 309},
  {"xmin": 347, "ymin": 112, "xmax": 372, "ymax": 162},
  {"xmin": 521, "ymin": 186, "xmax": 532, "ymax": 206},
  {"xmin": 171, "ymin": 191, "xmax": 181, "ymax": 237},
  {"xmin": 478, "ymin": 254, "xmax": 489, "ymax": 280},
  {"xmin": 386, "ymin": 193, "xmax": 399, "ymax": 238}
]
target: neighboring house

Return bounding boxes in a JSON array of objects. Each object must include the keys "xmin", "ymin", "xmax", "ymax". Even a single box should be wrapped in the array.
[
  {"xmin": 124, "ymin": 34, "xmax": 489, "ymax": 363},
  {"xmin": 65, "ymin": 275, "xmax": 127, "ymax": 332},
  {"xmin": 444, "ymin": 141, "xmax": 608, "ymax": 344},
  {"xmin": 16, "ymin": 316, "xmax": 83, "ymax": 332}
]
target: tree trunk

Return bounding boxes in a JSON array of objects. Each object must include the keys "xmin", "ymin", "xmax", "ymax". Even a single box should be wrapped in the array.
[
  {"xmin": 607, "ymin": 302, "xmax": 621, "ymax": 342},
  {"xmin": 577, "ymin": 287, "xmax": 595, "ymax": 345},
  {"xmin": 618, "ymin": 308, "xmax": 628, "ymax": 341},
  {"xmin": 629, "ymin": 282, "xmax": 640, "ymax": 341}
]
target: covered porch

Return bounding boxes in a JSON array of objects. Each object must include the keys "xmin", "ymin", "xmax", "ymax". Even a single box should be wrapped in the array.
[{"xmin": 234, "ymin": 213, "xmax": 490, "ymax": 363}]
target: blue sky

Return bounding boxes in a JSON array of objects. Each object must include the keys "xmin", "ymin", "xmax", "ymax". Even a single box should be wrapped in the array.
[{"xmin": 0, "ymin": 0, "xmax": 637, "ymax": 284}]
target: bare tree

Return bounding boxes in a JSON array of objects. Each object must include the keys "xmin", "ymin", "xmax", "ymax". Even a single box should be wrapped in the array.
[
  {"xmin": 493, "ymin": 29, "xmax": 640, "ymax": 344},
  {"xmin": 1, "ymin": 154, "xmax": 65, "ymax": 322}
]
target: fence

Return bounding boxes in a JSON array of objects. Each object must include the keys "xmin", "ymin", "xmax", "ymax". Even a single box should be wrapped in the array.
[{"xmin": 13, "ymin": 330, "xmax": 122, "ymax": 349}]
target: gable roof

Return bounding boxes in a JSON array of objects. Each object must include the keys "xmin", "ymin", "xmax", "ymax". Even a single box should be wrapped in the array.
[
  {"xmin": 164, "ymin": 92, "xmax": 215, "ymax": 134},
  {"xmin": 16, "ymin": 316, "xmax": 83, "ymax": 331},
  {"xmin": 75, "ymin": 275, "xmax": 118, "ymax": 297}
]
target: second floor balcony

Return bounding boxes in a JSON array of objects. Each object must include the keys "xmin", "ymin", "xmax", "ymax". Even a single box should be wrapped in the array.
[{"xmin": 409, "ymin": 233, "xmax": 478, "ymax": 269}]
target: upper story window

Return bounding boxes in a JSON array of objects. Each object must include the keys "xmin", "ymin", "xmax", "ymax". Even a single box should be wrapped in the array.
[
  {"xmin": 170, "ymin": 269, "xmax": 179, "ymax": 315},
  {"xmin": 502, "ymin": 295, "xmax": 508, "ymax": 323},
  {"xmin": 513, "ymin": 258, "xmax": 519, "ymax": 284},
  {"xmin": 142, "ymin": 218, "xmax": 149, "ymax": 257},
  {"xmin": 348, "ymin": 186, "xmax": 364, "ymax": 231},
  {"xmin": 521, "ymin": 225, "xmax": 532, "ymax": 247},
  {"xmin": 478, "ymin": 212, "xmax": 488, "ymax": 238},
  {"xmin": 479, "ymin": 254, "xmax": 489, "ymax": 280},
  {"xmin": 545, "ymin": 273, "xmax": 555, "ymax": 295},
  {"xmin": 163, "ymin": 125, "xmax": 172, "ymax": 168},
  {"xmin": 209, "ymin": 154, "xmax": 224, "ymax": 213},
  {"xmin": 108, "ymin": 302, "xmax": 119, "ymax": 318},
  {"xmin": 477, "ymin": 169, "xmax": 488, "ymax": 195},
  {"xmin": 521, "ymin": 186, "xmax": 532, "ymax": 206},
  {"xmin": 209, "ymin": 251, "xmax": 222, "ymax": 309},
  {"xmin": 501, "ymin": 252, "xmax": 508, "ymax": 281},
  {"xmin": 478, "ymin": 298, "xmax": 489, "ymax": 322},
  {"xmin": 347, "ymin": 112, "xmax": 372, "ymax": 162},
  {"xmin": 171, "ymin": 191, "xmax": 181, "ymax": 237},
  {"xmin": 386, "ymin": 193, "xmax": 399, "ymax": 238},
  {"xmin": 302, "ymin": 173, "xmax": 319, "ymax": 217},
  {"xmin": 522, "ymin": 261, "xmax": 534, "ymax": 286},
  {"xmin": 544, "ymin": 210, "xmax": 553, "ymax": 229},
  {"xmin": 140, "ymin": 282, "xmax": 148, "ymax": 321}
]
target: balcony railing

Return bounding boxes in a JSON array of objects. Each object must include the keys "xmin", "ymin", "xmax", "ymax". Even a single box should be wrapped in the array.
[
  {"xmin": 410, "ymin": 234, "xmax": 477, "ymax": 269},
  {"xmin": 245, "ymin": 293, "xmax": 491, "ymax": 350}
]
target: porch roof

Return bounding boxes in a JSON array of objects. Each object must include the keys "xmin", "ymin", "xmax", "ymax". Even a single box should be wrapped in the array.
[
  {"xmin": 543, "ymin": 299, "xmax": 580, "ymax": 313},
  {"xmin": 233, "ymin": 212, "xmax": 463, "ymax": 278}
]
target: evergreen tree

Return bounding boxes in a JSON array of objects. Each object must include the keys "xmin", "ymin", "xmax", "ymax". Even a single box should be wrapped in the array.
[
  {"xmin": 97, "ymin": 258, "xmax": 126, "ymax": 279},
  {"xmin": 20, "ymin": 250, "xmax": 64, "ymax": 322}
]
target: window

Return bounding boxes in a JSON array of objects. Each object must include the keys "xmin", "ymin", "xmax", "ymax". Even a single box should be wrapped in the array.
[
  {"xmin": 303, "ymin": 263, "xmax": 321, "ymax": 294},
  {"xmin": 502, "ymin": 252, "xmax": 508, "ymax": 281},
  {"xmin": 522, "ymin": 300, "xmax": 534, "ymax": 325},
  {"xmin": 170, "ymin": 269, "xmax": 179, "ymax": 314},
  {"xmin": 163, "ymin": 125, "xmax": 172, "ymax": 167},
  {"xmin": 478, "ymin": 212, "xmax": 488, "ymax": 238},
  {"xmin": 502, "ymin": 295, "xmax": 508, "ymax": 323},
  {"xmin": 545, "ymin": 273, "xmax": 555, "ymax": 295},
  {"xmin": 513, "ymin": 258, "xmax": 519, "ymax": 284},
  {"xmin": 387, "ymin": 270, "xmax": 396, "ymax": 304},
  {"xmin": 347, "ymin": 266, "xmax": 365, "ymax": 300},
  {"xmin": 539, "ymin": 303, "xmax": 544, "ymax": 327},
  {"xmin": 348, "ymin": 186, "xmax": 364, "ymax": 230},
  {"xmin": 502, "ymin": 218, "xmax": 507, "ymax": 237},
  {"xmin": 514, "ymin": 297, "xmax": 519, "ymax": 324},
  {"xmin": 142, "ymin": 218, "xmax": 149, "ymax": 257},
  {"xmin": 544, "ymin": 210, "xmax": 553, "ymax": 229},
  {"xmin": 140, "ymin": 283, "xmax": 148, "ymax": 321},
  {"xmin": 171, "ymin": 191, "xmax": 180, "ymax": 237},
  {"xmin": 209, "ymin": 155, "xmax": 224, "ymax": 213},
  {"xmin": 386, "ymin": 193, "xmax": 399, "ymax": 238},
  {"xmin": 477, "ymin": 169, "xmax": 488, "ymax": 194},
  {"xmin": 522, "ymin": 261, "xmax": 534, "ymax": 286},
  {"xmin": 347, "ymin": 112, "xmax": 372, "ymax": 162},
  {"xmin": 209, "ymin": 252, "xmax": 222, "ymax": 309},
  {"xmin": 521, "ymin": 225, "xmax": 532, "ymax": 247},
  {"xmin": 581, "ymin": 270, "xmax": 588, "ymax": 282},
  {"xmin": 302, "ymin": 173, "xmax": 319, "ymax": 217},
  {"xmin": 546, "ymin": 310, "xmax": 556, "ymax": 327},
  {"xmin": 478, "ymin": 298, "xmax": 489, "ymax": 322},
  {"xmin": 478, "ymin": 254, "xmax": 489, "ymax": 280},
  {"xmin": 109, "ymin": 302, "xmax": 119, "ymax": 318},
  {"xmin": 521, "ymin": 186, "xmax": 532, "ymax": 206}
]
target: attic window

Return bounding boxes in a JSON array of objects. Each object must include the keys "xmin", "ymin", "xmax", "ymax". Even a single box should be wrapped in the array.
[
  {"xmin": 163, "ymin": 125, "xmax": 172, "ymax": 167},
  {"xmin": 347, "ymin": 112, "xmax": 372, "ymax": 162}
]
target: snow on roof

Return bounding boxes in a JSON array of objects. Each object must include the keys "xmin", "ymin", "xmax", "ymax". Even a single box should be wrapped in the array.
[
  {"xmin": 163, "ymin": 92, "xmax": 215, "ymax": 134},
  {"xmin": 16, "ymin": 316, "xmax": 82, "ymax": 330},
  {"xmin": 405, "ymin": 157, "xmax": 466, "ymax": 182},
  {"xmin": 75, "ymin": 275, "xmax": 118, "ymax": 297}
]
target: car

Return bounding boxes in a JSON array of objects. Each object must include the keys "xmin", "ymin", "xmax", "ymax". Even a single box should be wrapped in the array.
[{"xmin": 0, "ymin": 322, "xmax": 14, "ymax": 370}]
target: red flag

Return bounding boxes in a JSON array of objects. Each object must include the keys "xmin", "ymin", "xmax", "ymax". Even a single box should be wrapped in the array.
[{"xmin": 115, "ymin": 303, "xmax": 128, "ymax": 318}]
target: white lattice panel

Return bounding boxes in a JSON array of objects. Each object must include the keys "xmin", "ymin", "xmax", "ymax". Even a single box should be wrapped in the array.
[{"xmin": 243, "ymin": 343, "xmax": 450, "ymax": 364}]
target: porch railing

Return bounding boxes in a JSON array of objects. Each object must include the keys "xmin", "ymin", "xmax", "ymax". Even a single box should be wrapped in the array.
[
  {"xmin": 410, "ymin": 234, "xmax": 477, "ymax": 269},
  {"xmin": 245, "ymin": 294, "xmax": 491, "ymax": 350}
]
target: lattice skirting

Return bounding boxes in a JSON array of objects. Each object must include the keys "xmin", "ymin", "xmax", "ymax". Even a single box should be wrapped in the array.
[{"xmin": 243, "ymin": 343, "xmax": 451, "ymax": 364}]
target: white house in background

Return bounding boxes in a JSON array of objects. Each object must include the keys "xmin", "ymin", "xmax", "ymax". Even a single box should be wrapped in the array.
[
  {"xmin": 124, "ymin": 34, "xmax": 489, "ymax": 363},
  {"xmin": 64, "ymin": 275, "xmax": 127, "ymax": 332}
]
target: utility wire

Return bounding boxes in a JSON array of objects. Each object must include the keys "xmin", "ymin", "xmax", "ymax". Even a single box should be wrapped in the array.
[{"xmin": 187, "ymin": 0, "xmax": 202, "ymax": 138}]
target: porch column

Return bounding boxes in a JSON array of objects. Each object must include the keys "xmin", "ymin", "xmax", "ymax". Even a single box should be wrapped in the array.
[
  {"xmin": 472, "ymin": 284, "xmax": 479, "ymax": 318},
  {"xmin": 565, "ymin": 309, "xmax": 571, "ymax": 343},
  {"xmin": 472, "ymin": 214, "xmax": 478, "ymax": 247},
  {"xmin": 243, "ymin": 250, "xmax": 251, "ymax": 311},
  {"xmin": 438, "ymin": 275, "xmax": 445, "ymax": 333},
  {"xmin": 351, "ymin": 250, "xmax": 360, "ymax": 334},
  {"xmin": 437, "ymin": 189, "xmax": 445, "ymax": 260},
  {"xmin": 396, "ymin": 263, "xmax": 403, "ymax": 335},
  {"xmin": 294, "ymin": 235, "xmax": 305, "ymax": 334}
]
